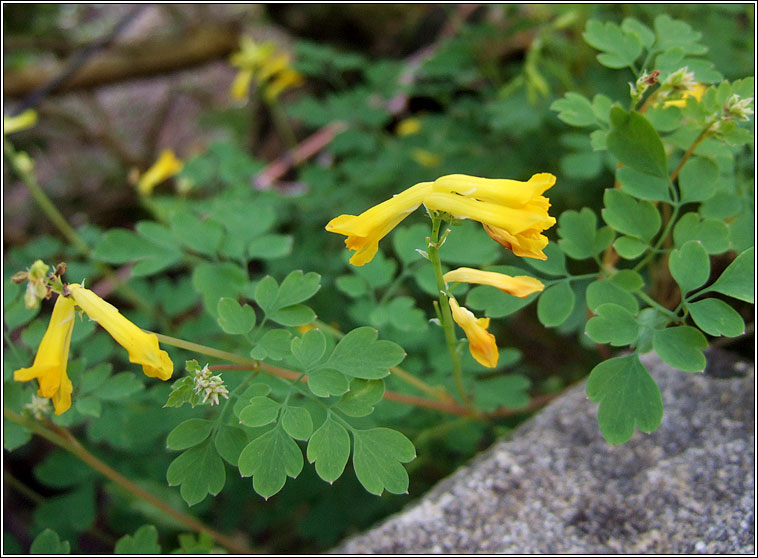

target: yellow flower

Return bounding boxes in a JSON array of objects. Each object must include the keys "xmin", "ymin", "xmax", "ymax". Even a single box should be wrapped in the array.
[
  {"xmin": 425, "ymin": 173, "xmax": 556, "ymax": 260},
  {"xmin": 663, "ymin": 83, "xmax": 708, "ymax": 108},
  {"xmin": 396, "ymin": 117, "xmax": 422, "ymax": 136},
  {"xmin": 68, "ymin": 284, "xmax": 173, "ymax": 381},
  {"xmin": 411, "ymin": 149, "xmax": 441, "ymax": 168},
  {"xmin": 448, "ymin": 296, "xmax": 498, "ymax": 368},
  {"xmin": 3, "ymin": 109, "xmax": 38, "ymax": 135},
  {"xmin": 137, "ymin": 150, "xmax": 184, "ymax": 196},
  {"xmin": 14, "ymin": 295, "xmax": 76, "ymax": 415},
  {"xmin": 326, "ymin": 181, "xmax": 433, "ymax": 266},
  {"xmin": 229, "ymin": 38, "xmax": 302, "ymax": 102},
  {"xmin": 444, "ymin": 267, "xmax": 544, "ymax": 298}
]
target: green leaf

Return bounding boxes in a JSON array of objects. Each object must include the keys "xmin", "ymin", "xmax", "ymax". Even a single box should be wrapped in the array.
[
  {"xmin": 669, "ymin": 240, "xmax": 710, "ymax": 294},
  {"xmin": 250, "ymin": 329, "xmax": 292, "ymax": 360},
  {"xmin": 622, "ymin": 17, "xmax": 655, "ymax": 48},
  {"xmin": 472, "ymin": 374, "xmax": 530, "ymax": 412},
  {"xmin": 238, "ymin": 426, "xmax": 303, "ymax": 499},
  {"xmin": 214, "ymin": 425, "xmax": 248, "ymax": 466},
  {"xmin": 335, "ymin": 275, "xmax": 369, "ymax": 298},
  {"xmin": 192, "ymin": 262, "xmax": 247, "ymax": 317},
  {"xmin": 115, "ymin": 525, "xmax": 161, "ymax": 554},
  {"xmin": 617, "ymin": 167, "xmax": 671, "ymax": 201},
  {"xmin": 307, "ymin": 368, "xmax": 350, "ymax": 398},
  {"xmin": 551, "ymin": 92, "xmax": 596, "ymax": 127},
  {"xmin": 75, "ymin": 397, "xmax": 102, "ymax": 417},
  {"xmin": 678, "ymin": 157, "xmax": 719, "ymax": 202},
  {"xmin": 705, "ymin": 248, "xmax": 754, "ymax": 302},
  {"xmin": 277, "ymin": 270, "xmax": 322, "ymax": 308},
  {"xmin": 281, "ymin": 406, "xmax": 314, "ymax": 441},
  {"xmin": 30, "ymin": 529, "xmax": 70, "ymax": 555},
  {"xmin": 166, "ymin": 439, "xmax": 226, "ymax": 506},
  {"xmin": 238, "ymin": 397, "xmax": 281, "ymax": 428},
  {"xmin": 558, "ymin": 208, "xmax": 610, "ymax": 260},
  {"xmin": 337, "ymin": 379, "xmax": 385, "ymax": 417},
  {"xmin": 4, "ymin": 419, "xmax": 32, "ymax": 451},
  {"xmin": 583, "ymin": 20, "xmax": 642, "ymax": 69},
  {"xmin": 269, "ymin": 304, "xmax": 316, "ymax": 327},
  {"xmin": 614, "ymin": 236, "xmax": 648, "ymax": 259},
  {"xmin": 167, "ymin": 419, "xmax": 214, "ymax": 451},
  {"xmin": 291, "ymin": 328, "xmax": 327, "ymax": 370},
  {"xmin": 607, "ymin": 107, "xmax": 667, "ymax": 177},
  {"xmin": 586, "ymin": 279, "xmax": 638, "ymax": 313},
  {"xmin": 164, "ymin": 376, "xmax": 196, "ymax": 408},
  {"xmin": 307, "ymin": 415, "xmax": 350, "ymax": 484},
  {"xmin": 466, "ymin": 284, "xmax": 538, "ymax": 318},
  {"xmin": 537, "ymin": 281, "xmax": 575, "ymax": 327},
  {"xmin": 324, "ymin": 327, "xmax": 405, "ymax": 379},
  {"xmin": 352, "ymin": 428, "xmax": 416, "ymax": 496},
  {"xmin": 653, "ymin": 326, "xmax": 708, "ymax": 372},
  {"xmin": 653, "ymin": 14, "xmax": 707, "ymax": 55},
  {"xmin": 386, "ymin": 296, "xmax": 428, "ymax": 332},
  {"xmin": 93, "ymin": 372, "xmax": 143, "ymax": 401},
  {"xmin": 33, "ymin": 483, "xmax": 95, "ymax": 535},
  {"xmin": 673, "ymin": 213, "xmax": 730, "ymax": 255},
  {"xmin": 439, "ymin": 221, "xmax": 500, "ymax": 266},
  {"xmin": 586, "ymin": 354, "xmax": 663, "ymax": 444},
  {"xmin": 216, "ymin": 298, "xmax": 256, "ymax": 335},
  {"xmin": 248, "ymin": 234, "xmax": 293, "ymax": 260},
  {"xmin": 610, "ymin": 270, "xmax": 644, "ymax": 292},
  {"xmin": 169, "ymin": 211, "xmax": 224, "ymax": 257},
  {"xmin": 254, "ymin": 276, "xmax": 279, "ymax": 314},
  {"xmin": 602, "ymin": 189, "xmax": 661, "ymax": 241},
  {"xmin": 522, "ymin": 243, "xmax": 567, "ymax": 276},
  {"xmin": 687, "ymin": 298, "xmax": 745, "ymax": 338},
  {"xmin": 585, "ymin": 303, "xmax": 641, "ymax": 346},
  {"xmin": 34, "ymin": 451, "xmax": 93, "ymax": 489},
  {"xmin": 93, "ymin": 226, "xmax": 181, "ymax": 278}
]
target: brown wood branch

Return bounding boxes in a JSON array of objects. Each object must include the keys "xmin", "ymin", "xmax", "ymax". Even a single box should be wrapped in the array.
[{"xmin": 4, "ymin": 24, "xmax": 241, "ymax": 98}]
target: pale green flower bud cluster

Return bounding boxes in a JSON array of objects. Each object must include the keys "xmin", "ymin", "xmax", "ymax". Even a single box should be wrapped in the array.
[
  {"xmin": 25, "ymin": 394, "xmax": 52, "ymax": 419},
  {"xmin": 722, "ymin": 94, "xmax": 754, "ymax": 122},
  {"xmin": 24, "ymin": 259, "xmax": 51, "ymax": 309},
  {"xmin": 193, "ymin": 365, "xmax": 230, "ymax": 406},
  {"xmin": 658, "ymin": 67, "xmax": 697, "ymax": 99}
]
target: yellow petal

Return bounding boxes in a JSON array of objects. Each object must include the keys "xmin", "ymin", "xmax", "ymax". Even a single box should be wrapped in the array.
[
  {"xmin": 231, "ymin": 69, "xmax": 254, "ymax": 101},
  {"xmin": 423, "ymin": 191, "xmax": 556, "ymax": 236},
  {"xmin": 483, "ymin": 224, "xmax": 550, "ymax": 260},
  {"xmin": 69, "ymin": 285, "xmax": 173, "ymax": 381},
  {"xmin": 14, "ymin": 295, "xmax": 76, "ymax": 415},
  {"xmin": 433, "ymin": 173, "xmax": 556, "ymax": 207},
  {"xmin": 137, "ymin": 150, "xmax": 184, "ymax": 196},
  {"xmin": 444, "ymin": 267, "xmax": 544, "ymax": 298},
  {"xmin": 448, "ymin": 297, "xmax": 498, "ymax": 368},
  {"xmin": 326, "ymin": 181, "xmax": 433, "ymax": 266},
  {"xmin": 396, "ymin": 117, "xmax": 421, "ymax": 136}
]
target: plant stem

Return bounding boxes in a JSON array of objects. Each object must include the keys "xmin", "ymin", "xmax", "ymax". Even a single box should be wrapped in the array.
[
  {"xmin": 669, "ymin": 120, "xmax": 717, "ymax": 184},
  {"xmin": 152, "ymin": 332, "xmax": 261, "ymax": 369},
  {"xmin": 4, "ymin": 409, "xmax": 257, "ymax": 554},
  {"xmin": 427, "ymin": 216, "xmax": 471, "ymax": 407}
]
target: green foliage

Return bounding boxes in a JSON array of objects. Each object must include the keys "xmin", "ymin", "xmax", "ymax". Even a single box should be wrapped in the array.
[
  {"xmin": 30, "ymin": 529, "xmax": 70, "ymax": 555},
  {"xmin": 114, "ymin": 525, "xmax": 162, "ymax": 554}
]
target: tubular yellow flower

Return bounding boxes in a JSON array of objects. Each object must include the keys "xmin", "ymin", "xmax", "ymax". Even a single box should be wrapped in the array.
[
  {"xmin": 137, "ymin": 149, "xmax": 184, "ymax": 196},
  {"xmin": 14, "ymin": 295, "xmax": 76, "ymax": 415},
  {"xmin": 396, "ymin": 117, "xmax": 422, "ymax": 136},
  {"xmin": 448, "ymin": 296, "xmax": 498, "ymax": 368},
  {"xmin": 326, "ymin": 181, "xmax": 433, "ymax": 266},
  {"xmin": 426, "ymin": 172, "xmax": 557, "ymax": 260},
  {"xmin": 444, "ymin": 267, "xmax": 544, "ymax": 298},
  {"xmin": 231, "ymin": 68, "xmax": 255, "ymax": 101},
  {"xmin": 68, "ymin": 284, "xmax": 173, "ymax": 381},
  {"xmin": 3, "ymin": 109, "xmax": 38, "ymax": 135},
  {"xmin": 263, "ymin": 69, "xmax": 304, "ymax": 101}
]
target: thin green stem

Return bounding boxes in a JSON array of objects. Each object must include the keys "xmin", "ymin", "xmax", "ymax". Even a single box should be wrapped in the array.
[
  {"xmin": 266, "ymin": 98, "xmax": 298, "ymax": 151},
  {"xmin": 636, "ymin": 289, "xmax": 681, "ymax": 322},
  {"xmin": 152, "ymin": 332, "xmax": 261, "ymax": 369},
  {"xmin": 427, "ymin": 216, "xmax": 471, "ymax": 407},
  {"xmin": 633, "ymin": 202, "xmax": 681, "ymax": 272}
]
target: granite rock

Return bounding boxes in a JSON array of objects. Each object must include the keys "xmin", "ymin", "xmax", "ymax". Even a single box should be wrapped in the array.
[{"xmin": 333, "ymin": 349, "xmax": 755, "ymax": 554}]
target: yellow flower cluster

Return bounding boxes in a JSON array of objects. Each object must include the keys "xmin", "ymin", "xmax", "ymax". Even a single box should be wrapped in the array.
[
  {"xmin": 14, "ymin": 285, "xmax": 173, "ymax": 415},
  {"xmin": 326, "ymin": 172, "xmax": 555, "ymax": 368},
  {"xmin": 230, "ymin": 37, "xmax": 304, "ymax": 102},
  {"xmin": 326, "ymin": 172, "xmax": 556, "ymax": 266}
]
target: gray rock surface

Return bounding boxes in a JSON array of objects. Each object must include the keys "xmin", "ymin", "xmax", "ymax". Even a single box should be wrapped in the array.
[{"xmin": 334, "ymin": 350, "xmax": 755, "ymax": 554}]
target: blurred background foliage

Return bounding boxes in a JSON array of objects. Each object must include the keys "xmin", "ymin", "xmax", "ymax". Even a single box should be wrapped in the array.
[{"xmin": 3, "ymin": 4, "xmax": 754, "ymax": 554}]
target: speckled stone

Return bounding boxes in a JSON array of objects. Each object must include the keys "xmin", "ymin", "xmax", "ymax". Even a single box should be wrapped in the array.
[{"xmin": 333, "ymin": 349, "xmax": 755, "ymax": 554}]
